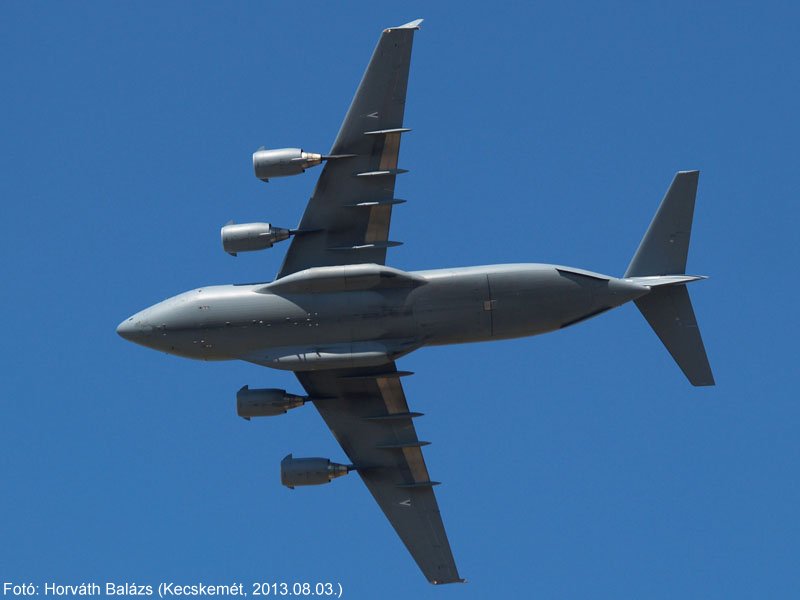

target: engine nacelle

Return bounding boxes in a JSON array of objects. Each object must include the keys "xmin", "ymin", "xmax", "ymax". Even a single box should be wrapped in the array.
[
  {"xmin": 237, "ymin": 386, "xmax": 305, "ymax": 419},
  {"xmin": 253, "ymin": 147, "xmax": 323, "ymax": 181},
  {"xmin": 221, "ymin": 222, "xmax": 291, "ymax": 256},
  {"xmin": 280, "ymin": 454, "xmax": 350, "ymax": 489}
]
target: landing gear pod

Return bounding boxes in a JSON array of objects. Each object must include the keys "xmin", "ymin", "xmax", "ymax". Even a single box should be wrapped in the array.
[
  {"xmin": 280, "ymin": 454, "xmax": 350, "ymax": 489},
  {"xmin": 221, "ymin": 222, "xmax": 292, "ymax": 256},
  {"xmin": 252, "ymin": 148, "xmax": 323, "ymax": 181},
  {"xmin": 236, "ymin": 386, "xmax": 306, "ymax": 419}
]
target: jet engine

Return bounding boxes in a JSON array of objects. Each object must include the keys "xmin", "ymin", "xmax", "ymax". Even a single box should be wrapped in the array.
[
  {"xmin": 280, "ymin": 454, "xmax": 350, "ymax": 489},
  {"xmin": 253, "ymin": 148, "xmax": 323, "ymax": 181},
  {"xmin": 221, "ymin": 222, "xmax": 292, "ymax": 256},
  {"xmin": 237, "ymin": 386, "xmax": 306, "ymax": 419}
]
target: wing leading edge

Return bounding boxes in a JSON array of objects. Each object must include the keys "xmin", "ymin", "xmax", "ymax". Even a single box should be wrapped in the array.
[
  {"xmin": 295, "ymin": 363, "xmax": 463, "ymax": 585},
  {"xmin": 277, "ymin": 20, "xmax": 421, "ymax": 278}
]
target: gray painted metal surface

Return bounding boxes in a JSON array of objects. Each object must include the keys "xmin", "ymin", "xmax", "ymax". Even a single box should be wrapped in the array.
[
  {"xmin": 625, "ymin": 170, "xmax": 699, "ymax": 278},
  {"xmin": 117, "ymin": 18, "xmax": 714, "ymax": 585}
]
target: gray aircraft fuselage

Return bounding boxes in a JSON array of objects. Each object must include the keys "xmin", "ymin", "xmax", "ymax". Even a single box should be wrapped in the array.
[{"xmin": 117, "ymin": 263, "xmax": 649, "ymax": 368}]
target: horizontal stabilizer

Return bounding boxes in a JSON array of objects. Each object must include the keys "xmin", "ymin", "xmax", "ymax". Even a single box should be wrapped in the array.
[
  {"xmin": 393, "ymin": 18, "xmax": 423, "ymax": 30},
  {"xmin": 363, "ymin": 128, "xmax": 412, "ymax": 136},
  {"xmin": 628, "ymin": 275, "xmax": 707, "ymax": 288},
  {"xmin": 635, "ymin": 285, "xmax": 714, "ymax": 386}
]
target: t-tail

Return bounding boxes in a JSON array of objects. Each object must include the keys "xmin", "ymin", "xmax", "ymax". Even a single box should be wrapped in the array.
[{"xmin": 625, "ymin": 171, "xmax": 715, "ymax": 386}]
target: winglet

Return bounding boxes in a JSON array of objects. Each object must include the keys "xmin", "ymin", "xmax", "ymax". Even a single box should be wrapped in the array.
[{"xmin": 394, "ymin": 18, "xmax": 423, "ymax": 30}]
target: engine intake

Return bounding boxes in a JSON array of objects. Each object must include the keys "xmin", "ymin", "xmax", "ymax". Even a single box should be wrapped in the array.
[
  {"xmin": 221, "ymin": 222, "xmax": 291, "ymax": 256},
  {"xmin": 280, "ymin": 454, "xmax": 350, "ymax": 489},
  {"xmin": 253, "ymin": 147, "xmax": 323, "ymax": 181},
  {"xmin": 237, "ymin": 386, "xmax": 306, "ymax": 419}
]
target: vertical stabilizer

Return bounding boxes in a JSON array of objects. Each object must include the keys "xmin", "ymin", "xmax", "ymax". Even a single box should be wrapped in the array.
[
  {"xmin": 625, "ymin": 171, "xmax": 698, "ymax": 278},
  {"xmin": 627, "ymin": 171, "xmax": 714, "ymax": 386}
]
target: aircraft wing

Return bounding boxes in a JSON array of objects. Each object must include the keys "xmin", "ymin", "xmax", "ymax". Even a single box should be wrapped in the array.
[
  {"xmin": 276, "ymin": 19, "xmax": 422, "ymax": 279},
  {"xmin": 295, "ymin": 363, "xmax": 463, "ymax": 585}
]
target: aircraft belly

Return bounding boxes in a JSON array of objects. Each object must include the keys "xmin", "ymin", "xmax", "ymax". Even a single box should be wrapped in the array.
[
  {"xmin": 233, "ymin": 289, "xmax": 417, "ymax": 368},
  {"xmin": 488, "ymin": 268, "xmax": 594, "ymax": 339},
  {"xmin": 413, "ymin": 273, "xmax": 492, "ymax": 345}
]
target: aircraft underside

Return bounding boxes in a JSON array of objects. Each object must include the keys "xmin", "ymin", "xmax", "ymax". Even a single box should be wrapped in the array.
[{"xmin": 117, "ymin": 19, "xmax": 713, "ymax": 585}]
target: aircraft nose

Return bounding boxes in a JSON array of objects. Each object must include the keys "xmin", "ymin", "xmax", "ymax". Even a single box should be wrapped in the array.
[
  {"xmin": 117, "ymin": 317, "xmax": 136, "ymax": 342},
  {"xmin": 116, "ymin": 314, "xmax": 155, "ymax": 344}
]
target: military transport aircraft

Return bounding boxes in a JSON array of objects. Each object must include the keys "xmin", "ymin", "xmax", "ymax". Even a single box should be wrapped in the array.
[{"xmin": 117, "ymin": 19, "xmax": 714, "ymax": 584}]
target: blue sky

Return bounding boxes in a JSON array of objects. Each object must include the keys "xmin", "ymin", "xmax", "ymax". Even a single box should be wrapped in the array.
[{"xmin": 2, "ymin": 2, "xmax": 798, "ymax": 598}]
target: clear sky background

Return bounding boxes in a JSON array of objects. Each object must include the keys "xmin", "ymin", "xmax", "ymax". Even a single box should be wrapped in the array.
[{"xmin": 2, "ymin": 2, "xmax": 798, "ymax": 598}]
